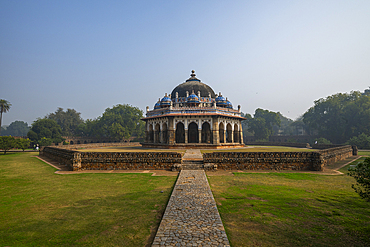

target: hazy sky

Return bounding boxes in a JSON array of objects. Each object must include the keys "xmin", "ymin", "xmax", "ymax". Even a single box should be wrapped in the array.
[{"xmin": 1, "ymin": 0, "xmax": 370, "ymax": 126}]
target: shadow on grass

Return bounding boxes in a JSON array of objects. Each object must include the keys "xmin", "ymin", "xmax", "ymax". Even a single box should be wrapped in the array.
[{"xmin": 1, "ymin": 189, "xmax": 174, "ymax": 247}]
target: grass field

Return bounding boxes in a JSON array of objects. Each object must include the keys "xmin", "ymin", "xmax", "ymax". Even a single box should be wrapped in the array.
[
  {"xmin": 1, "ymin": 152, "xmax": 370, "ymax": 246},
  {"xmin": 0, "ymin": 152, "xmax": 176, "ymax": 246},
  {"xmin": 358, "ymin": 151, "xmax": 370, "ymax": 156},
  {"xmin": 209, "ymin": 160, "xmax": 370, "ymax": 246}
]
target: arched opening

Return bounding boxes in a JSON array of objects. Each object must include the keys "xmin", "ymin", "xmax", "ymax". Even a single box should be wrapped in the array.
[
  {"xmin": 154, "ymin": 124, "xmax": 160, "ymax": 143},
  {"xmin": 77, "ymin": 140, "xmax": 81, "ymax": 144},
  {"xmin": 70, "ymin": 141, "xmax": 74, "ymax": 145},
  {"xmin": 148, "ymin": 124, "xmax": 154, "ymax": 143},
  {"xmin": 226, "ymin": 123, "xmax": 232, "ymax": 143},
  {"xmin": 162, "ymin": 123, "xmax": 168, "ymax": 144},
  {"xmin": 188, "ymin": 122, "xmax": 199, "ymax": 143},
  {"xmin": 219, "ymin": 122, "xmax": 225, "ymax": 143},
  {"xmin": 84, "ymin": 140, "xmax": 87, "ymax": 144},
  {"xmin": 175, "ymin": 122, "xmax": 185, "ymax": 143},
  {"xmin": 201, "ymin": 122, "xmax": 211, "ymax": 143},
  {"xmin": 234, "ymin": 124, "xmax": 239, "ymax": 143}
]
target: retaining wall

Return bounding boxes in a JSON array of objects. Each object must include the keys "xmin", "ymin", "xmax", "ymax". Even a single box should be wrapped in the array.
[
  {"xmin": 203, "ymin": 145, "xmax": 354, "ymax": 171},
  {"xmin": 41, "ymin": 146, "xmax": 182, "ymax": 171}
]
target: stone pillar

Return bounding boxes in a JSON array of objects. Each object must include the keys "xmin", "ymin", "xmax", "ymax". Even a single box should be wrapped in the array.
[
  {"xmin": 231, "ymin": 128, "xmax": 234, "ymax": 143},
  {"xmin": 185, "ymin": 129, "xmax": 188, "ymax": 144},
  {"xmin": 239, "ymin": 122, "xmax": 244, "ymax": 144},
  {"xmin": 198, "ymin": 130, "xmax": 202, "ymax": 143},
  {"xmin": 212, "ymin": 117, "xmax": 220, "ymax": 145},
  {"xmin": 168, "ymin": 117, "xmax": 175, "ymax": 145}
]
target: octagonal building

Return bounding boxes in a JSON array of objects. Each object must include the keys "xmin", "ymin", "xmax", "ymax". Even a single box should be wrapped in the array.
[{"xmin": 141, "ymin": 70, "xmax": 245, "ymax": 148}]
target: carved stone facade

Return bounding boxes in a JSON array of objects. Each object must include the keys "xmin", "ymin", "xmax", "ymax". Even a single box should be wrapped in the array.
[{"xmin": 142, "ymin": 71, "xmax": 245, "ymax": 148}]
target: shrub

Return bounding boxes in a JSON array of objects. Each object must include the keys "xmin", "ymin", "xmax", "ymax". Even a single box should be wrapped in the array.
[
  {"xmin": 347, "ymin": 133, "xmax": 370, "ymax": 149},
  {"xmin": 348, "ymin": 157, "xmax": 370, "ymax": 201},
  {"xmin": 0, "ymin": 136, "xmax": 16, "ymax": 154},
  {"xmin": 314, "ymin": 137, "xmax": 332, "ymax": 144}
]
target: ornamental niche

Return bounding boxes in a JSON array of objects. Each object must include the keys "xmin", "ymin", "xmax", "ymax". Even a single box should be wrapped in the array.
[{"xmin": 141, "ymin": 70, "xmax": 245, "ymax": 148}]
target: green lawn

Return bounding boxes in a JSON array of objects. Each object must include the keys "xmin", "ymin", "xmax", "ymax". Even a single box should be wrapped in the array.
[
  {"xmin": 2, "ymin": 152, "xmax": 370, "ymax": 246},
  {"xmin": 0, "ymin": 152, "xmax": 176, "ymax": 246},
  {"xmin": 358, "ymin": 151, "xmax": 370, "ymax": 156},
  {"xmin": 209, "ymin": 163, "xmax": 370, "ymax": 247}
]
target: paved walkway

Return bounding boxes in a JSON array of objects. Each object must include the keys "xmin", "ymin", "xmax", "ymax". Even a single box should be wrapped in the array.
[{"xmin": 152, "ymin": 170, "xmax": 230, "ymax": 247}]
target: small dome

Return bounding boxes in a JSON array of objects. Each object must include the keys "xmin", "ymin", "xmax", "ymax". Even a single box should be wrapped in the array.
[
  {"xmin": 160, "ymin": 94, "xmax": 172, "ymax": 107},
  {"xmin": 154, "ymin": 99, "xmax": 161, "ymax": 109},
  {"xmin": 226, "ymin": 100, "xmax": 233, "ymax": 109},
  {"xmin": 216, "ymin": 93, "xmax": 227, "ymax": 107},
  {"xmin": 187, "ymin": 92, "xmax": 200, "ymax": 103}
]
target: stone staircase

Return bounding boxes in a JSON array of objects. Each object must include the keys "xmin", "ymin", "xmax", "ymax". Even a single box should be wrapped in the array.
[
  {"xmin": 181, "ymin": 160, "xmax": 204, "ymax": 170},
  {"xmin": 172, "ymin": 149, "xmax": 217, "ymax": 171}
]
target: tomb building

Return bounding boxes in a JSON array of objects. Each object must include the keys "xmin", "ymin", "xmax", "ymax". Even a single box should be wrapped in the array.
[{"xmin": 141, "ymin": 70, "xmax": 245, "ymax": 148}]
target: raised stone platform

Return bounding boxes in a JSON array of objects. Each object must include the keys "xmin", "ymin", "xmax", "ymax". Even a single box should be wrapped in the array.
[{"xmin": 152, "ymin": 170, "xmax": 230, "ymax": 246}]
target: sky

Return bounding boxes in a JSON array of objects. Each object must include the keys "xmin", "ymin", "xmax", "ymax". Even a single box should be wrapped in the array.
[{"xmin": 1, "ymin": 0, "xmax": 370, "ymax": 126}]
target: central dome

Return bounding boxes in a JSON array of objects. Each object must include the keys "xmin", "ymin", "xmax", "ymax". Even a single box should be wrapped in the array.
[{"xmin": 170, "ymin": 70, "xmax": 216, "ymax": 99}]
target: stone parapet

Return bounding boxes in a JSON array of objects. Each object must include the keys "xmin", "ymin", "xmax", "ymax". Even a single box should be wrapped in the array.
[
  {"xmin": 203, "ymin": 145, "xmax": 355, "ymax": 171},
  {"xmin": 41, "ymin": 146, "xmax": 182, "ymax": 171},
  {"xmin": 41, "ymin": 147, "xmax": 77, "ymax": 170}
]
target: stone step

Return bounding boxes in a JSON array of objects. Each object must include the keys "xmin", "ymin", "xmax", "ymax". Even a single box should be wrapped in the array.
[
  {"xmin": 181, "ymin": 164, "xmax": 204, "ymax": 170},
  {"xmin": 182, "ymin": 160, "xmax": 204, "ymax": 165}
]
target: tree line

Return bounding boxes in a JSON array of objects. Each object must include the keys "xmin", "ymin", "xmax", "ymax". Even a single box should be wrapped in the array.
[
  {"xmin": 242, "ymin": 90, "xmax": 370, "ymax": 148},
  {"xmin": 2, "ymin": 89, "xmax": 370, "ymax": 148},
  {"xmin": 26, "ymin": 104, "xmax": 145, "ymax": 146}
]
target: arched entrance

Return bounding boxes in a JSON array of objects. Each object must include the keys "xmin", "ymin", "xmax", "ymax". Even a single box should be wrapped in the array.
[
  {"xmin": 154, "ymin": 124, "xmax": 160, "ymax": 143},
  {"xmin": 219, "ymin": 122, "xmax": 225, "ymax": 143},
  {"xmin": 201, "ymin": 122, "xmax": 211, "ymax": 143},
  {"xmin": 175, "ymin": 122, "xmax": 185, "ymax": 143},
  {"xmin": 188, "ymin": 122, "xmax": 199, "ymax": 143},
  {"xmin": 162, "ymin": 123, "xmax": 168, "ymax": 144},
  {"xmin": 234, "ymin": 124, "xmax": 239, "ymax": 143},
  {"xmin": 226, "ymin": 123, "xmax": 232, "ymax": 143}
]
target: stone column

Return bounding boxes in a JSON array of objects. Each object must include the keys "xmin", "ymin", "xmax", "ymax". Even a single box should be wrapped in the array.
[
  {"xmin": 198, "ymin": 130, "xmax": 202, "ymax": 143},
  {"xmin": 239, "ymin": 122, "xmax": 244, "ymax": 144},
  {"xmin": 185, "ymin": 129, "xmax": 188, "ymax": 144},
  {"xmin": 212, "ymin": 117, "xmax": 220, "ymax": 145},
  {"xmin": 168, "ymin": 117, "xmax": 175, "ymax": 145}
]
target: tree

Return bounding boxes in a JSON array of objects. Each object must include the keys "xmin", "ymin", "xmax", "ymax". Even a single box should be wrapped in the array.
[
  {"xmin": 347, "ymin": 133, "xmax": 370, "ymax": 149},
  {"xmin": 348, "ymin": 157, "xmax": 370, "ymax": 201},
  {"xmin": 96, "ymin": 104, "xmax": 145, "ymax": 141},
  {"xmin": 15, "ymin": 138, "xmax": 31, "ymax": 151},
  {"xmin": 314, "ymin": 137, "xmax": 332, "ymax": 144},
  {"xmin": 47, "ymin": 108, "xmax": 84, "ymax": 136},
  {"xmin": 247, "ymin": 108, "xmax": 281, "ymax": 141},
  {"xmin": 0, "ymin": 99, "xmax": 12, "ymax": 135},
  {"xmin": 27, "ymin": 118, "xmax": 64, "ymax": 145},
  {"xmin": 303, "ymin": 91, "xmax": 370, "ymax": 144},
  {"xmin": 1, "ymin": 120, "xmax": 29, "ymax": 136},
  {"xmin": 0, "ymin": 136, "xmax": 16, "ymax": 154}
]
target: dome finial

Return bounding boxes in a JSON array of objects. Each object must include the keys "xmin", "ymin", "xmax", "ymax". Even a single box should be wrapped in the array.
[{"xmin": 191, "ymin": 70, "xmax": 196, "ymax": 77}]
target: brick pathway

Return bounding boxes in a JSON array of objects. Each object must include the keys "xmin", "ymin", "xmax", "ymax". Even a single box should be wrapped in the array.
[{"xmin": 152, "ymin": 170, "xmax": 230, "ymax": 246}]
